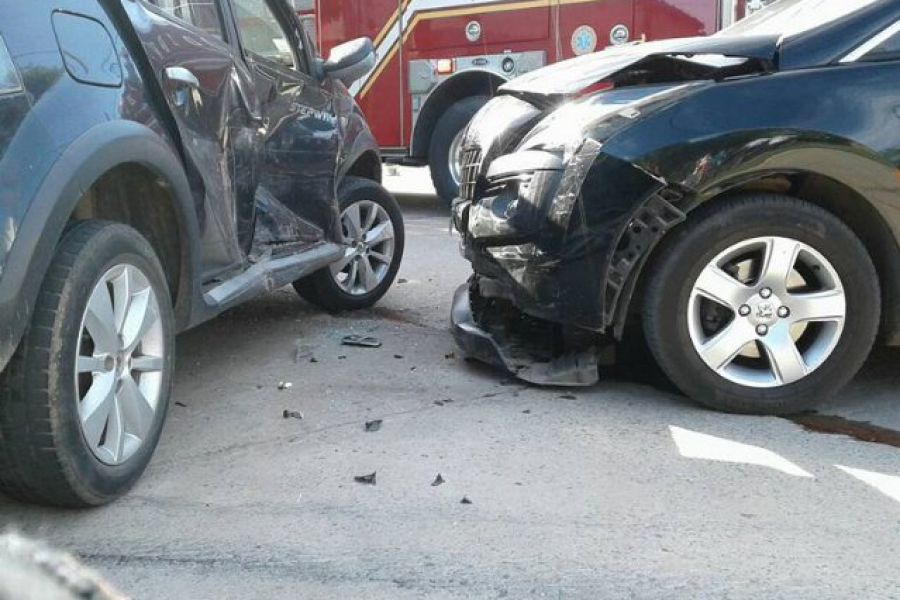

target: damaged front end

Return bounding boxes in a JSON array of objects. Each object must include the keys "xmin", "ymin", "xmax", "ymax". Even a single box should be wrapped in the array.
[{"xmin": 450, "ymin": 37, "xmax": 779, "ymax": 384}]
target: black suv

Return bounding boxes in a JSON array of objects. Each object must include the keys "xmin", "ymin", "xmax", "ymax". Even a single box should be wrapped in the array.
[{"xmin": 0, "ymin": 0, "xmax": 404, "ymax": 506}]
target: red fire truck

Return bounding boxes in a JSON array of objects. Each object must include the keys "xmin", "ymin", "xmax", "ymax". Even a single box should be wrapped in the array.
[{"xmin": 295, "ymin": 0, "xmax": 773, "ymax": 203}]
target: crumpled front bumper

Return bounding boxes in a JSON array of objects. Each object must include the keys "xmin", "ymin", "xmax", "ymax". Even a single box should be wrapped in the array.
[{"xmin": 450, "ymin": 281, "xmax": 602, "ymax": 387}]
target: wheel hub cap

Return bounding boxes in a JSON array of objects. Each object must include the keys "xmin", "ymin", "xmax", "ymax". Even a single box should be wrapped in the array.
[
  {"xmin": 76, "ymin": 264, "xmax": 165, "ymax": 465},
  {"xmin": 331, "ymin": 199, "xmax": 396, "ymax": 296},
  {"xmin": 687, "ymin": 236, "xmax": 846, "ymax": 388}
]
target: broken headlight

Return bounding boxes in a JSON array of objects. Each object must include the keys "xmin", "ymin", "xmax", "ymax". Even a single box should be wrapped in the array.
[
  {"xmin": 0, "ymin": 36, "xmax": 22, "ymax": 96},
  {"xmin": 467, "ymin": 150, "xmax": 564, "ymax": 240}
]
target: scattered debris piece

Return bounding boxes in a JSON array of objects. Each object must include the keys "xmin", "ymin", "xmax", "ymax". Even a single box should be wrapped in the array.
[
  {"xmin": 365, "ymin": 419, "xmax": 383, "ymax": 432},
  {"xmin": 277, "ymin": 381, "xmax": 293, "ymax": 390},
  {"xmin": 338, "ymin": 355, "xmax": 347, "ymax": 360},
  {"xmin": 393, "ymin": 354, "xmax": 404, "ymax": 359},
  {"xmin": 256, "ymin": 384, "xmax": 264, "ymax": 390},
  {"xmin": 460, "ymin": 496, "xmax": 472, "ymax": 504},
  {"xmin": 431, "ymin": 474, "xmax": 445, "ymax": 487},
  {"xmin": 397, "ymin": 278, "xmax": 408, "ymax": 284},
  {"xmin": 294, "ymin": 343, "xmax": 317, "ymax": 363},
  {"xmin": 444, "ymin": 352, "xmax": 456, "ymax": 360},
  {"xmin": 410, "ymin": 366, "xmax": 417, "ymax": 371},
  {"xmin": 522, "ymin": 409, "xmax": 531, "ymax": 414},
  {"xmin": 341, "ymin": 334, "xmax": 382, "ymax": 348},
  {"xmin": 309, "ymin": 357, "xmax": 319, "ymax": 363},
  {"xmin": 433, "ymin": 398, "xmax": 453, "ymax": 406},
  {"xmin": 283, "ymin": 409, "xmax": 304, "ymax": 420},
  {"xmin": 559, "ymin": 394, "xmax": 576, "ymax": 400},
  {"xmin": 482, "ymin": 392, "xmax": 500, "ymax": 398},
  {"xmin": 175, "ymin": 401, "xmax": 187, "ymax": 408},
  {"xmin": 354, "ymin": 472, "xmax": 377, "ymax": 485}
]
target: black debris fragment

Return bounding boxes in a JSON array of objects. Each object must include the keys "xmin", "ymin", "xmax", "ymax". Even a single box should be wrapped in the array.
[
  {"xmin": 431, "ymin": 474, "xmax": 445, "ymax": 487},
  {"xmin": 175, "ymin": 401, "xmax": 187, "ymax": 408},
  {"xmin": 277, "ymin": 381, "xmax": 293, "ymax": 390},
  {"xmin": 338, "ymin": 355, "xmax": 347, "ymax": 360},
  {"xmin": 294, "ymin": 343, "xmax": 317, "ymax": 363},
  {"xmin": 559, "ymin": 394, "xmax": 576, "ymax": 400},
  {"xmin": 393, "ymin": 354, "xmax": 404, "ymax": 359},
  {"xmin": 522, "ymin": 409, "xmax": 531, "ymax": 414},
  {"xmin": 460, "ymin": 496, "xmax": 472, "ymax": 504},
  {"xmin": 310, "ymin": 357, "xmax": 319, "ymax": 363},
  {"xmin": 444, "ymin": 352, "xmax": 456, "ymax": 360},
  {"xmin": 365, "ymin": 419, "xmax": 383, "ymax": 432},
  {"xmin": 397, "ymin": 278, "xmax": 409, "ymax": 284},
  {"xmin": 354, "ymin": 472, "xmax": 377, "ymax": 485},
  {"xmin": 342, "ymin": 334, "xmax": 382, "ymax": 348},
  {"xmin": 433, "ymin": 398, "xmax": 453, "ymax": 406},
  {"xmin": 283, "ymin": 409, "xmax": 304, "ymax": 420}
]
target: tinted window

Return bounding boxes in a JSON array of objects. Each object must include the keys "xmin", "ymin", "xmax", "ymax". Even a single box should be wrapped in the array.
[
  {"xmin": 146, "ymin": 0, "xmax": 224, "ymax": 39},
  {"xmin": 232, "ymin": 0, "xmax": 299, "ymax": 69}
]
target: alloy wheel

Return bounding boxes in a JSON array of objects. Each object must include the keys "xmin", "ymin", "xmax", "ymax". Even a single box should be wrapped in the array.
[
  {"xmin": 331, "ymin": 200, "xmax": 396, "ymax": 295},
  {"xmin": 76, "ymin": 264, "xmax": 165, "ymax": 465},
  {"xmin": 687, "ymin": 236, "xmax": 846, "ymax": 388}
]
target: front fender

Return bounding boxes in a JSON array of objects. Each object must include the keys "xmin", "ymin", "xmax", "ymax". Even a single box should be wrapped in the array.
[{"xmin": 0, "ymin": 121, "xmax": 201, "ymax": 372}]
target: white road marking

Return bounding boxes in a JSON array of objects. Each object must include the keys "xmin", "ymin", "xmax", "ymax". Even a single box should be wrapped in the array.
[
  {"xmin": 670, "ymin": 425, "xmax": 814, "ymax": 478},
  {"xmin": 836, "ymin": 465, "xmax": 900, "ymax": 504}
]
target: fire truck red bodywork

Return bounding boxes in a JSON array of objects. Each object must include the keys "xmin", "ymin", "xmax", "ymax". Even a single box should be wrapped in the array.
[{"xmin": 301, "ymin": 0, "xmax": 762, "ymax": 186}]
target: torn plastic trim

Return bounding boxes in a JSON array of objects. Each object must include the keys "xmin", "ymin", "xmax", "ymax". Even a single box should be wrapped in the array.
[
  {"xmin": 450, "ymin": 282, "xmax": 602, "ymax": 387},
  {"xmin": 485, "ymin": 150, "xmax": 563, "ymax": 181}
]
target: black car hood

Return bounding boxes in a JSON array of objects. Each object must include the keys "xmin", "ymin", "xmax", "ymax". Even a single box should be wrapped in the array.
[{"xmin": 500, "ymin": 35, "xmax": 780, "ymax": 100}]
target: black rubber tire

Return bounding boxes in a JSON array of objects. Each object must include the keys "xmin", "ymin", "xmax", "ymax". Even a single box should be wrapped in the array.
[
  {"xmin": 428, "ymin": 95, "xmax": 488, "ymax": 206},
  {"xmin": 0, "ymin": 221, "xmax": 175, "ymax": 507},
  {"xmin": 294, "ymin": 177, "xmax": 404, "ymax": 311},
  {"xmin": 642, "ymin": 194, "xmax": 880, "ymax": 415}
]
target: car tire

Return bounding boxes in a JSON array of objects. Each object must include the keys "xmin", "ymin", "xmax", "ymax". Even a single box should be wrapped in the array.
[
  {"xmin": 0, "ymin": 221, "xmax": 175, "ymax": 507},
  {"xmin": 642, "ymin": 194, "xmax": 880, "ymax": 415},
  {"xmin": 429, "ymin": 96, "xmax": 488, "ymax": 206},
  {"xmin": 294, "ymin": 177, "xmax": 404, "ymax": 311}
]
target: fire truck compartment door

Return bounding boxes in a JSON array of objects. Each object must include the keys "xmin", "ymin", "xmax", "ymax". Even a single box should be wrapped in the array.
[{"xmin": 403, "ymin": 1, "xmax": 550, "ymax": 51}]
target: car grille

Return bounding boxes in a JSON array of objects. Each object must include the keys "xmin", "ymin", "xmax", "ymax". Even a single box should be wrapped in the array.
[{"xmin": 459, "ymin": 146, "xmax": 483, "ymax": 202}]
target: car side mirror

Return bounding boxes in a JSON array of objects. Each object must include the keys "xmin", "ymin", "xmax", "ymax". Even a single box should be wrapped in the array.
[{"xmin": 321, "ymin": 37, "xmax": 375, "ymax": 86}]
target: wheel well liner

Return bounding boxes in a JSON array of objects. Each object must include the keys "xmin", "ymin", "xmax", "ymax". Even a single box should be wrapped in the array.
[
  {"xmin": 343, "ymin": 149, "xmax": 382, "ymax": 184},
  {"xmin": 409, "ymin": 70, "xmax": 505, "ymax": 159}
]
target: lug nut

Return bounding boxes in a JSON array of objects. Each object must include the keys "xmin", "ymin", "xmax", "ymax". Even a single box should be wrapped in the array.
[
  {"xmin": 756, "ymin": 324, "xmax": 769, "ymax": 336},
  {"xmin": 759, "ymin": 287, "xmax": 772, "ymax": 299},
  {"xmin": 777, "ymin": 306, "xmax": 790, "ymax": 318},
  {"xmin": 738, "ymin": 305, "xmax": 751, "ymax": 317}
]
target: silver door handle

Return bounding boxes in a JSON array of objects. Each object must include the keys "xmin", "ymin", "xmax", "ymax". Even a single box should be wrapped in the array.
[{"xmin": 165, "ymin": 66, "xmax": 200, "ymax": 88}]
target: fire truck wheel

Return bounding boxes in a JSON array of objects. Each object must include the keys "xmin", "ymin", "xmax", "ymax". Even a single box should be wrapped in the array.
[{"xmin": 429, "ymin": 96, "xmax": 489, "ymax": 206}]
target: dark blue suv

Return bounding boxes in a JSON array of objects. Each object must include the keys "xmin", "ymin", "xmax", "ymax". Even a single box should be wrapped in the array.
[{"xmin": 0, "ymin": 0, "xmax": 404, "ymax": 506}]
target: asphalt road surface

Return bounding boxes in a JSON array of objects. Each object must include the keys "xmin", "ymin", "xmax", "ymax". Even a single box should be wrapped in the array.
[{"xmin": 2, "ymin": 168, "xmax": 899, "ymax": 599}]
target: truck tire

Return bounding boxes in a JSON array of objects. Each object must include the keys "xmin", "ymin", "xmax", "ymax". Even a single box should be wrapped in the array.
[
  {"xmin": 429, "ymin": 96, "xmax": 488, "ymax": 206},
  {"xmin": 642, "ymin": 194, "xmax": 879, "ymax": 415},
  {"xmin": 294, "ymin": 177, "xmax": 404, "ymax": 311},
  {"xmin": 0, "ymin": 221, "xmax": 175, "ymax": 507}
]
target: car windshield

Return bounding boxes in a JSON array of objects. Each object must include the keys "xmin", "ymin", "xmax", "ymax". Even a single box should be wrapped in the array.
[{"xmin": 719, "ymin": 0, "xmax": 882, "ymax": 37}]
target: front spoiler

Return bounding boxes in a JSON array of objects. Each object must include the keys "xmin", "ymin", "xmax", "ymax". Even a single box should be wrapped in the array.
[{"xmin": 450, "ymin": 284, "xmax": 600, "ymax": 387}]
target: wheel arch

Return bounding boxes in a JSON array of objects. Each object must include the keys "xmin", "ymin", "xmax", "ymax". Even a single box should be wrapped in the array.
[
  {"xmin": 409, "ymin": 70, "xmax": 505, "ymax": 160},
  {"xmin": 0, "ymin": 121, "xmax": 201, "ymax": 372},
  {"xmin": 620, "ymin": 165, "xmax": 900, "ymax": 344}
]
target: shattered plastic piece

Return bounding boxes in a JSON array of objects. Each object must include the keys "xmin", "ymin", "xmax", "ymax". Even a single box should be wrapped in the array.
[
  {"xmin": 460, "ymin": 496, "xmax": 472, "ymax": 504},
  {"xmin": 365, "ymin": 419, "xmax": 382, "ymax": 432},
  {"xmin": 444, "ymin": 352, "xmax": 456, "ymax": 360},
  {"xmin": 277, "ymin": 381, "xmax": 293, "ymax": 390},
  {"xmin": 310, "ymin": 357, "xmax": 319, "ymax": 363},
  {"xmin": 354, "ymin": 472, "xmax": 377, "ymax": 485},
  {"xmin": 338, "ymin": 355, "xmax": 347, "ymax": 360},
  {"xmin": 175, "ymin": 401, "xmax": 187, "ymax": 408},
  {"xmin": 431, "ymin": 474, "xmax": 445, "ymax": 487},
  {"xmin": 397, "ymin": 278, "xmax": 409, "ymax": 284},
  {"xmin": 393, "ymin": 354, "xmax": 404, "ymax": 359},
  {"xmin": 522, "ymin": 409, "xmax": 531, "ymax": 414},
  {"xmin": 559, "ymin": 394, "xmax": 576, "ymax": 400},
  {"xmin": 283, "ymin": 409, "xmax": 304, "ymax": 420},
  {"xmin": 341, "ymin": 334, "xmax": 382, "ymax": 348}
]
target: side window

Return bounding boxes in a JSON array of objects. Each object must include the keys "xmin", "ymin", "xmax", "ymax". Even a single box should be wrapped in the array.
[
  {"xmin": 232, "ymin": 0, "xmax": 300, "ymax": 70},
  {"xmin": 145, "ymin": 0, "xmax": 225, "ymax": 39},
  {"xmin": 862, "ymin": 32, "xmax": 900, "ymax": 62}
]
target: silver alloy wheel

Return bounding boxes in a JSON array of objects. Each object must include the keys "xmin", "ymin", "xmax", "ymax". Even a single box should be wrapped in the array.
[
  {"xmin": 448, "ymin": 128, "xmax": 466, "ymax": 186},
  {"xmin": 687, "ymin": 236, "xmax": 846, "ymax": 388},
  {"xmin": 331, "ymin": 199, "xmax": 396, "ymax": 295},
  {"xmin": 76, "ymin": 264, "xmax": 165, "ymax": 465}
]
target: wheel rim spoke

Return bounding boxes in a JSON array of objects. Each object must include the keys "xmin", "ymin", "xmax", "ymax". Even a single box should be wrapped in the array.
[
  {"xmin": 760, "ymin": 327, "xmax": 808, "ymax": 385},
  {"xmin": 368, "ymin": 250, "xmax": 391, "ymax": 265},
  {"xmin": 344, "ymin": 203, "xmax": 363, "ymax": 240},
  {"xmin": 122, "ymin": 289, "xmax": 159, "ymax": 353},
  {"xmin": 759, "ymin": 237, "xmax": 801, "ymax": 293},
  {"xmin": 694, "ymin": 263, "xmax": 749, "ymax": 309},
  {"xmin": 79, "ymin": 373, "xmax": 116, "ymax": 448},
  {"xmin": 77, "ymin": 355, "xmax": 109, "ymax": 374},
  {"xmin": 359, "ymin": 256, "xmax": 378, "ymax": 291},
  {"xmin": 364, "ymin": 221, "xmax": 394, "ymax": 246},
  {"xmin": 118, "ymin": 374, "xmax": 155, "ymax": 438},
  {"xmin": 789, "ymin": 289, "xmax": 846, "ymax": 323},
  {"xmin": 330, "ymin": 247, "xmax": 356, "ymax": 274},
  {"xmin": 698, "ymin": 321, "xmax": 756, "ymax": 371},
  {"xmin": 105, "ymin": 396, "xmax": 126, "ymax": 464},
  {"xmin": 84, "ymin": 284, "xmax": 119, "ymax": 354},
  {"xmin": 132, "ymin": 355, "xmax": 164, "ymax": 372},
  {"xmin": 110, "ymin": 267, "xmax": 132, "ymax": 335}
]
